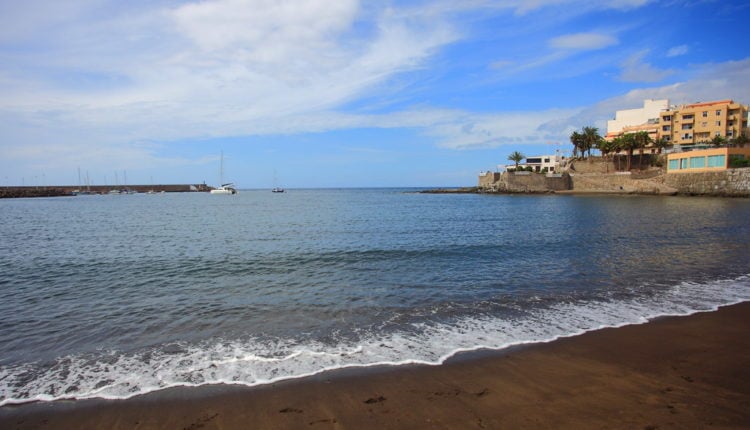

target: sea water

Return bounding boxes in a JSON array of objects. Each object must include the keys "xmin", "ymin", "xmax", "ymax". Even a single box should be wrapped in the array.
[{"xmin": 1, "ymin": 189, "xmax": 749, "ymax": 405}]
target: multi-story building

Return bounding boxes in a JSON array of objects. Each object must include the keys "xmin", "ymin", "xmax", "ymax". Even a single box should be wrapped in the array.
[
  {"xmin": 606, "ymin": 99, "xmax": 669, "ymax": 142},
  {"xmin": 658, "ymin": 99, "xmax": 749, "ymax": 146}
]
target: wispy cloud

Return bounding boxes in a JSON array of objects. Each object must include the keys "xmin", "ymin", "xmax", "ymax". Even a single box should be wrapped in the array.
[
  {"xmin": 497, "ymin": 0, "xmax": 653, "ymax": 15},
  {"xmin": 0, "ymin": 0, "xmax": 459, "ymax": 167},
  {"xmin": 549, "ymin": 32, "xmax": 618, "ymax": 50},
  {"xmin": 0, "ymin": 0, "xmax": 743, "ymax": 186},
  {"xmin": 427, "ymin": 109, "xmax": 580, "ymax": 149},
  {"xmin": 666, "ymin": 44, "xmax": 689, "ymax": 57},
  {"xmin": 539, "ymin": 57, "xmax": 750, "ymax": 138},
  {"xmin": 618, "ymin": 50, "xmax": 673, "ymax": 82}
]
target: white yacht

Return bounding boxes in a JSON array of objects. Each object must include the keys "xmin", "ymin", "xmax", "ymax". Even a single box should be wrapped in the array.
[
  {"xmin": 211, "ymin": 183, "xmax": 237, "ymax": 195},
  {"xmin": 210, "ymin": 151, "xmax": 237, "ymax": 195}
]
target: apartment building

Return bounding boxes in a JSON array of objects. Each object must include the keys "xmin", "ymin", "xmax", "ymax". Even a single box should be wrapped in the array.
[
  {"xmin": 658, "ymin": 100, "xmax": 749, "ymax": 146},
  {"xmin": 606, "ymin": 99, "xmax": 668, "ymax": 141}
]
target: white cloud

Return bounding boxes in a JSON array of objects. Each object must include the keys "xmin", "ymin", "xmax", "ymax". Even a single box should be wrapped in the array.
[
  {"xmin": 549, "ymin": 32, "xmax": 618, "ymax": 50},
  {"xmin": 488, "ymin": 0, "xmax": 652, "ymax": 15},
  {"xmin": 172, "ymin": 0, "xmax": 357, "ymax": 59},
  {"xmin": 666, "ymin": 44, "xmax": 689, "ymax": 57},
  {"xmin": 0, "ymin": 0, "xmax": 459, "ymax": 177},
  {"xmin": 539, "ymin": 57, "xmax": 750, "ymax": 138},
  {"xmin": 423, "ymin": 109, "xmax": 581, "ymax": 149},
  {"xmin": 618, "ymin": 50, "xmax": 673, "ymax": 82}
]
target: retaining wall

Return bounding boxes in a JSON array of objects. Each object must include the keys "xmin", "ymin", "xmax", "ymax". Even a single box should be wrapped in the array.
[{"xmin": 662, "ymin": 169, "xmax": 750, "ymax": 196}]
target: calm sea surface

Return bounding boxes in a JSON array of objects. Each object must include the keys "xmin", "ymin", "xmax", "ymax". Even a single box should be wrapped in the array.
[{"xmin": 1, "ymin": 189, "xmax": 750, "ymax": 404}]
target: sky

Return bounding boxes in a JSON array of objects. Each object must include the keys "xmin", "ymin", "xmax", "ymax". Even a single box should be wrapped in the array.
[{"xmin": 1, "ymin": 0, "xmax": 750, "ymax": 188}]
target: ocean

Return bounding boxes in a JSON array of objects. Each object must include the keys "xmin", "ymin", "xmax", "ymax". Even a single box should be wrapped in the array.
[{"xmin": 1, "ymin": 189, "xmax": 749, "ymax": 405}]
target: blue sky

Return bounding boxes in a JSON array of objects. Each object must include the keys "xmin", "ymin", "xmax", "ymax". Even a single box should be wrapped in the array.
[{"xmin": 1, "ymin": 0, "xmax": 750, "ymax": 188}]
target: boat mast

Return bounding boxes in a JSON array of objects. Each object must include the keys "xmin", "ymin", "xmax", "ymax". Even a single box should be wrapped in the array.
[{"xmin": 219, "ymin": 151, "xmax": 224, "ymax": 185}]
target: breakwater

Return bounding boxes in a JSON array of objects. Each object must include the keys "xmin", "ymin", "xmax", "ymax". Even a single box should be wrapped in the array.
[{"xmin": 0, "ymin": 184, "xmax": 211, "ymax": 198}]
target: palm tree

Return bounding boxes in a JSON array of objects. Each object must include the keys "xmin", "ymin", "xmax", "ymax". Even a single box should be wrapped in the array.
[
  {"xmin": 569, "ymin": 131, "xmax": 583, "ymax": 159},
  {"xmin": 633, "ymin": 131, "xmax": 652, "ymax": 170},
  {"xmin": 507, "ymin": 151, "xmax": 525, "ymax": 171},
  {"xmin": 652, "ymin": 137, "xmax": 669, "ymax": 154},
  {"xmin": 597, "ymin": 138, "xmax": 613, "ymax": 173},
  {"xmin": 609, "ymin": 137, "xmax": 624, "ymax": 171},
  {"xmin": 618, "ymin": 133, "xmax": 638, "ymax": 171},
  {"xmin": 582, "ymin": 126, "xmax": 602, "ymax": 159}
]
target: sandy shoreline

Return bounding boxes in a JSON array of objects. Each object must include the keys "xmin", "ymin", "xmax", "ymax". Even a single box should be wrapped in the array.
[{"xmin": 2, "ymin": 302, "xmax": 749, "ymax": 429}]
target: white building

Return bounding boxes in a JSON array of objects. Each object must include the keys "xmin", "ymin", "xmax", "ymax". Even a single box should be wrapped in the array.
[
  {"xmin": 505, "ymin": 154, "xmax": 562, "ymax": 173},
  {"xmin": 606, "ymin": 99, "xmax": 669, "ymax": 139}
]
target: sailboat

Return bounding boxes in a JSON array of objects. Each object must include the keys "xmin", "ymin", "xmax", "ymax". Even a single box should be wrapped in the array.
[
  {"xmin": 210, "ymin": 151, "xmax": 237, "ymax": 195},
  {"xmin": 271, "ymin": 169, "xmax": 285, "ymax": 193}
]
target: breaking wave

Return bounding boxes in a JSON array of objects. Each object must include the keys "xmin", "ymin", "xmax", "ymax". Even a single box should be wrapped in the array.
[{"xmin": 2, "ymin": 275, "xmax": 748, "ymax": 406}]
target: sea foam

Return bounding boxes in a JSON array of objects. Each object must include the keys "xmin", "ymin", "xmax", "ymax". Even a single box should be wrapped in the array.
[{"xmin": 1, "ymin": 274, "xmax": 748, "ymax": 406}]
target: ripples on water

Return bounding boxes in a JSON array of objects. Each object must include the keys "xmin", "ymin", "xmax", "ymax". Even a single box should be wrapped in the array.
[{"xmin": 1, "ymin": 190, "xmax": 750, "ymax": 404}]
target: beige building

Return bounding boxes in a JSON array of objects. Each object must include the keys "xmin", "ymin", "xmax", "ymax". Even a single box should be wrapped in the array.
[
  {"xmin": 658, "ymin": 100, "xmax": 749, "ymax": 146},
  {"xmin": 667, "ymin": 147, "xmax": 750, "ymax": 173}
]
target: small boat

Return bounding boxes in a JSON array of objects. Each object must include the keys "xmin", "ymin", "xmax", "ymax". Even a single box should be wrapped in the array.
[
  {"xmin": 210, "ymin": 151, "xmax": 237, "ymax": 195},
  {"xmin": 271, "ymin": 170, "xmax": 284, "ymax": 193},
  {"xmin": 211, "ymin": 183, "xmax": 238, "ymax": 195}
]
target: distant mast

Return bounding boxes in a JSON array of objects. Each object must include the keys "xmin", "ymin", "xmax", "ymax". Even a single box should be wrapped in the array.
[
  {"xmin": 210, "ymin": 151, "xmax": 237, "ymax": 194},
  {"xmin": 219, "ymin": 150, "xmax": 224, "ymax": 186}
]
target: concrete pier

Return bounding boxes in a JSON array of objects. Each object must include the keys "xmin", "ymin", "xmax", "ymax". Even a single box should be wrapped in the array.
[{"xmin": 0, "ymin": 184, "xmax": 212, "ymax": 198}]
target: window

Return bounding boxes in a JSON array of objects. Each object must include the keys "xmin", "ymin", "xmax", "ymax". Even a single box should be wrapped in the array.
[
  {"xmin": 707, "ymin": 154, "xmax": 726, "ymax": 168},
  {"xmin": 716, "ymin": 110, "xmax": 721, "ymax": 116},
  {"xmin": 689, "ymin": 157, "xmax": 705, "ymax": 168},
  {"xmin": 679, "ymin": 158, "xmax": 689, "ymax": 169},
  {"xmin": 716, "ymin": 121, "xmax": 721, "ymax": 126},
  {"xmin": 662, "ymin": 115, "xmax": 671, "ymax": 121},
  {"xmin": 681, "ymin": 124, "xmax": 693, "ymax": 130},
  {"xmin": 702, "ymin": 111, "xmax": 708, "ymax": 117},
  {"xmin": 682, "ymin": 114, "xmax": 694, "ymax": 120},
  {"xmin": 669, "ymin": 159, "xmax": 679, "ymax": 170},
  {"xmin": 662, "ymin": 125, "xmax": 671, "ymax": 131},
  {"xmin": 701, "ymin": 122, "xmax": 707, "ymax": 127},
  {"xmin": 716, "ymin": 131, "xmax": 721, "ymax": 136}
]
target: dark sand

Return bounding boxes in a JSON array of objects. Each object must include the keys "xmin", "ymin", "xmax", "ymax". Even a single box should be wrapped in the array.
[{"xmin": 2, "ymin": 302, "xmax": 749, "ymax": 429}]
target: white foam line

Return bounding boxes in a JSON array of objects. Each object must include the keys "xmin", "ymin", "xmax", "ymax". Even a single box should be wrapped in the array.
[{"xmin": 1, "ymin": 276, "xmax": 749, "ymax": 407}]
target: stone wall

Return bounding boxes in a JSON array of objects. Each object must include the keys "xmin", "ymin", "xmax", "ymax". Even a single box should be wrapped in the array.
[
  {"xmin": 569, "ymin": 173, "xmax": 677, "ymax": 195},
  {"xmin": 478, "ymin": 172, "xmax": 502, "ymax": 189},
  {"xmin": 477, "ymin": 162, "xmax": 750, "ymax": 196},
  {"xmin": 662, "ymin": 169, "xmax": 750, "ymax": 196},
  {"xmin": 479, "ymin": 172, "xmax": 571, "ymax": 193}
]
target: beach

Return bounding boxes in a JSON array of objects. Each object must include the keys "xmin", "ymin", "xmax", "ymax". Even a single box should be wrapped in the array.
[{"xmin": 2, "ymin": 301, "xmax": 748, "ymax": 429}]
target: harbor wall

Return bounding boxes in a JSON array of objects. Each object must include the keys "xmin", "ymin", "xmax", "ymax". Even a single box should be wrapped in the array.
[
  {"xmin": 478, "ymin": 162, "xmax": 750, "ymax": 196},
  {"xmin": 0, "ymin": 184, "xmax": 211, "ymax": 198},
  {"xmin": 478, "ymin": 172, "xmax": 571, "ymax": 193}
]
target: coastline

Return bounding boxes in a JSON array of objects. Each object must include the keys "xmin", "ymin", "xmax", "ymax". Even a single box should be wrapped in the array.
[{"xmin": 2, "ymin": 302, "xmax": 748, "ymax": 429}]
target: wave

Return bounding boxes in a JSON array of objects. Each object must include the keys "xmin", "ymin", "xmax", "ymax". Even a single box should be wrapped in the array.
[{"xmin": 2, "ymin": 274, "xmax": 749, "ymax": 406}]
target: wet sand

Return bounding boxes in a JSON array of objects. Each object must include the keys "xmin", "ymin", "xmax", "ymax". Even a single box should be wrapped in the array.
[{"xmin": 2, "ymin": 302, "xmax": 749, "ymax": 429}]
